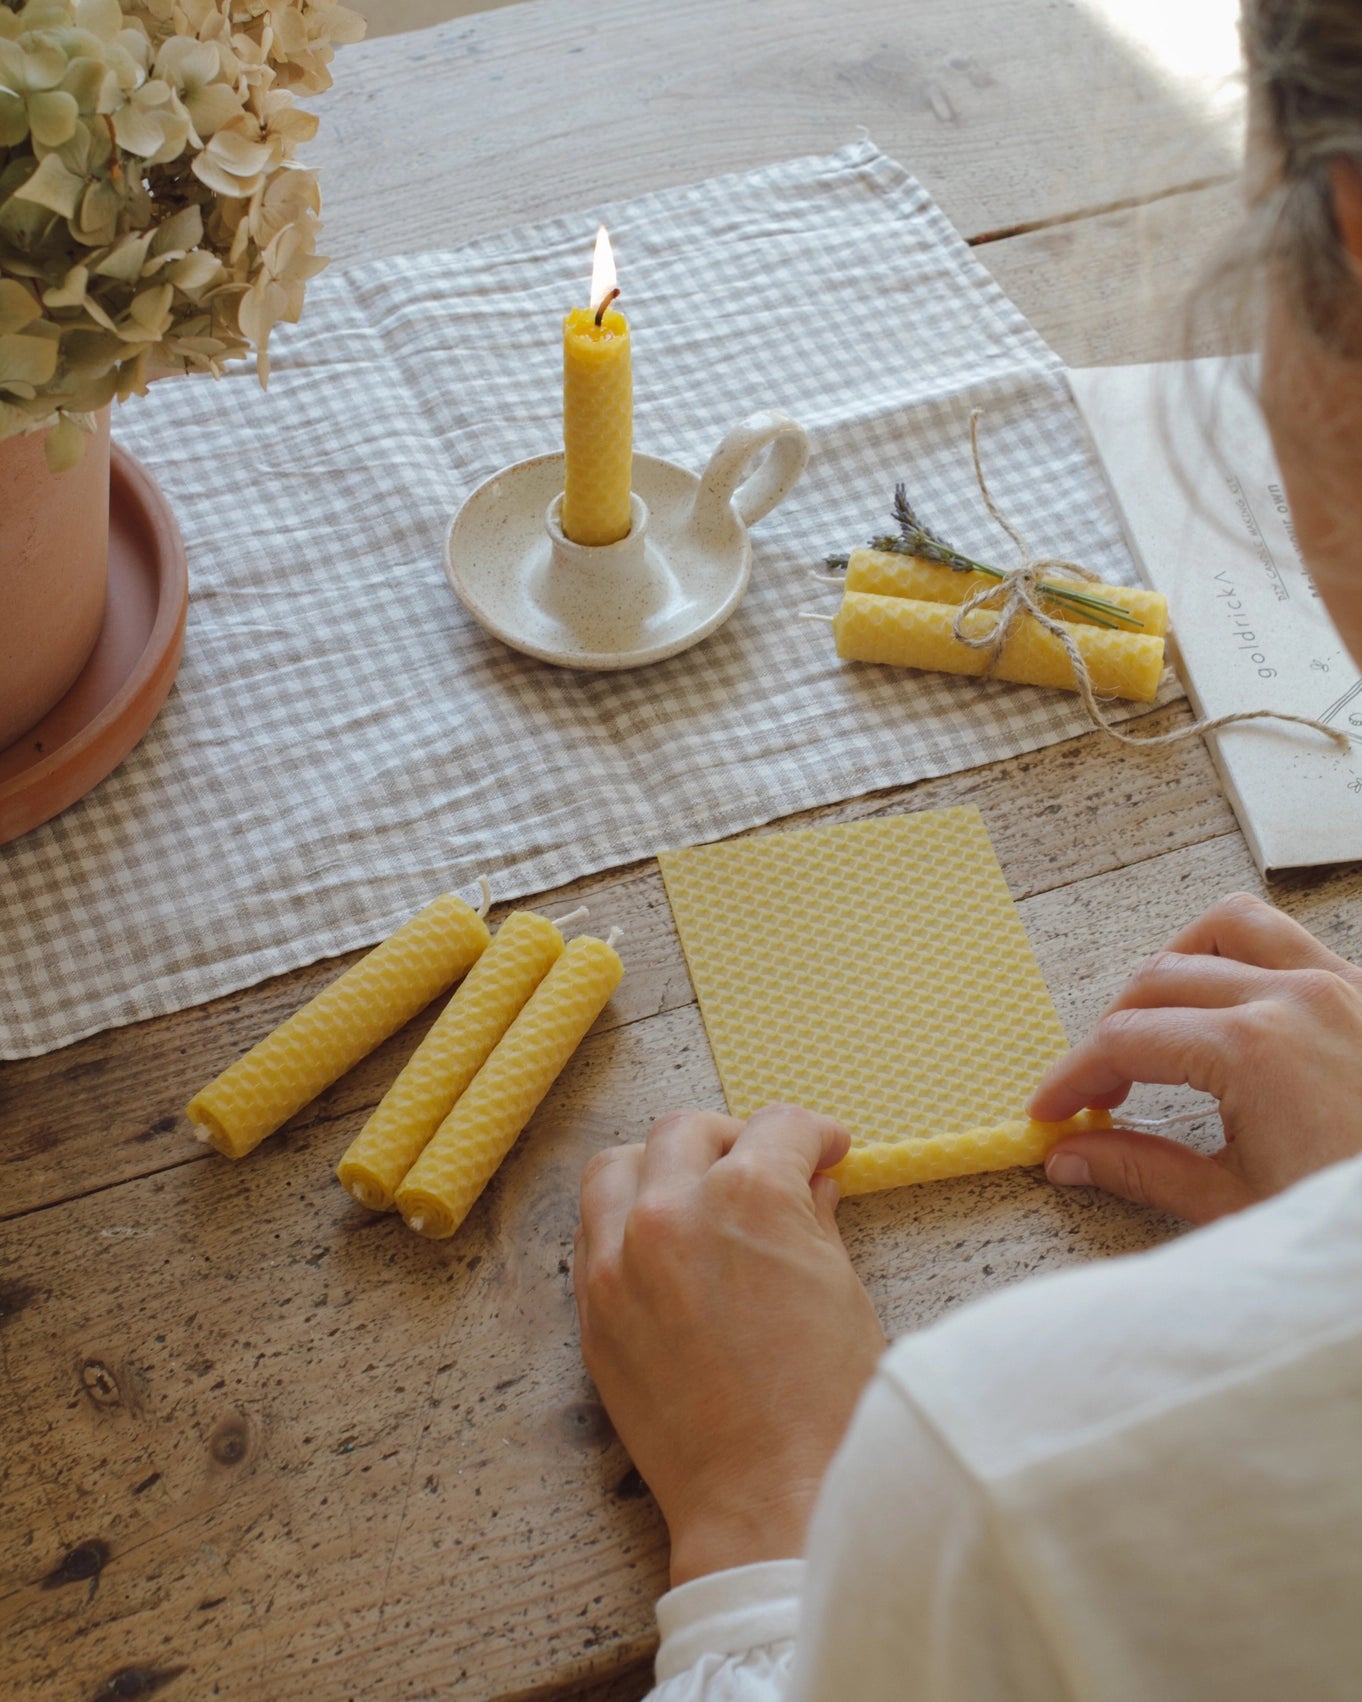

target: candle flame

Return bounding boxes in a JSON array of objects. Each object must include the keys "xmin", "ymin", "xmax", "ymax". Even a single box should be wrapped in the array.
[{"xmin": 589, "ymin": 225, "xmax": 617, "ymax": 314}]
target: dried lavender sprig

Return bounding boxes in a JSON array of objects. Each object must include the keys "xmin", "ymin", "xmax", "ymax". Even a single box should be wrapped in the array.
[
  {"xmin": 890, "ymin": 485, "xmax": 1143, "ymax": 630},
  {"xmin": 891, "ymin": 487, "xmax": 989, "ymax": 574},
  {"xmin": 822, "ymin": 492, "xmax": 1143, "ymax": 630}
]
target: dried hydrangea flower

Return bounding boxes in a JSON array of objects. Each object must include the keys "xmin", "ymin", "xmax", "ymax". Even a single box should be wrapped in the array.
[{"xmin": 0, "ymin": 0, "xmax": 363, "ymax": 467}]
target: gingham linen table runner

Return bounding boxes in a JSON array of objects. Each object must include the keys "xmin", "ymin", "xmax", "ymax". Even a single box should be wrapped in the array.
[{"xmin": 0, "ymin": 141, "xmax": 1177, "ymax": 1058}]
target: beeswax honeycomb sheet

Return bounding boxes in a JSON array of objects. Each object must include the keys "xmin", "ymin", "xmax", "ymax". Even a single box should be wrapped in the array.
[{"xmin": 658, "ymin": 808, "xmax": 1068, "ymax": 1150}]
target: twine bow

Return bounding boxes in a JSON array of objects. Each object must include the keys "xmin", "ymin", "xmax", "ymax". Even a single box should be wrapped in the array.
[{"xmin": 955, "ymin": 410, "xmax": 1350, "ymax": 753}]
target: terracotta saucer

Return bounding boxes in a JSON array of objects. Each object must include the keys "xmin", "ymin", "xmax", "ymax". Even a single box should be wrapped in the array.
[{"xmin": 0, "ymin": 445, "xmax": 188, "ymax": 847}]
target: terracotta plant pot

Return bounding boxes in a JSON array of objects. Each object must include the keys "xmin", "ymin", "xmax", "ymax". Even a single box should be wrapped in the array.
[{"xmin": 0, "ymin": 410, "xmax": 112, "ymax": 752}]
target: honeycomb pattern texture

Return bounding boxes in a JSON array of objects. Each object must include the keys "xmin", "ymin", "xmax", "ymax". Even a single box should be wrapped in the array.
[
  {"xmin": 395, "ymin": 934, "xmax": 624, "ymax": 1239},
  {"xmin": 561, "ymin": 306, "xmax": 633, "ymax": 546},
  {"xmin": 833, "ymin": 591, "xmax": 1165, "ymax": 703},
  {"xmin": 659, "ymin": 809, "xmax": 1085, "ymax": 1191},
  {"xmin": 336, "ymin": 910, "xmax": 564, "ymax": 1212},
  {"xmin": 829, "ymin": 1109, "xmax": 1113, "ymax": 1194},
  {"xmin": 186, "ymin": 895, "xmax": 490, "ymax": 1160},
  {"xmin": 845, "ymin": 547, "xmax": 1169, "ymax": 636}
]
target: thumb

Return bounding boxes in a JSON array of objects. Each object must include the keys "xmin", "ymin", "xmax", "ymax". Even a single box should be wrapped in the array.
[
  {"xmin": 1045, "ymin": 1129, "xmax": 1253, "ymax": 1225},
  {"xmin": 809, "ymin": 1171, "xmax": 842, "ymax": 1233}
]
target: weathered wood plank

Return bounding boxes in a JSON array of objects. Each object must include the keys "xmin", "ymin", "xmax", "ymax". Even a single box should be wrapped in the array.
[
  {"xmin": 1, "ymin": 703, "xmax": 1238, "ymax": 1220},
  {"xmin": 980, "ymin": 179, "xmax": 1249, "ymax": 366},
  {"xmin": 310, "ymin": 0, "xmax": 1242, "ymax": 268},
  {"xmin": 6, "ymin": 824, "xmax": 1361, "ymax": 1700},
  {"xmin": 350, "ymin": 0, "xmax": 526, "ymax": 34}
]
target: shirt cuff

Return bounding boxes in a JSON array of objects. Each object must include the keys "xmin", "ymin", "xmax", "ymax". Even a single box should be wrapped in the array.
[{"xmin": 655, "ymin": 1560, "xmax": 805, "ymax": 1682}]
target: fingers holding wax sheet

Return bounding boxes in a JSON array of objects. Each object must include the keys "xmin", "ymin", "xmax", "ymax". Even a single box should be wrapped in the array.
[{"xmin": 1031, "ymin": 892, "xmax": 1362, "ymax": 1224}]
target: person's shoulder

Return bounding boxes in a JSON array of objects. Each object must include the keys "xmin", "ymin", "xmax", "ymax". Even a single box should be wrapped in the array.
[{"xmin": 879, "ymin": 1153, "xmax": 1362, "ymax": 1478}]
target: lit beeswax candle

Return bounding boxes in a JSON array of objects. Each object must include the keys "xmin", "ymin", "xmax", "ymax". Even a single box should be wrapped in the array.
[
  {"xmin": 396, "ymin": 933, "xmax": 624, "ymax": 1240},
  {"xmin": 833, "ymin": 591, "xmax": 1165, "ymax": 703},
  {"xmin": 845, "ymin": 547, "xmax": 1169, "ymax": 637},
  {"xmin": 187, "ymin": 894, "xmax": 491, "ymax": 1160},
  {"xmin": 562, "ymin": 225, "xmax": 633, "ymax": 546},
  {"xmin": 336, "ymin": 909, "xmax": 566, "ymax": 1212},
  {"xmin": 827, "ymin": 1108, "xmax": 1113, "ymax": 1195}
]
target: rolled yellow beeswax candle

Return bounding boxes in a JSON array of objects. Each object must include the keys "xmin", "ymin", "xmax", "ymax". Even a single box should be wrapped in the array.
[
  {"xmin": 562, "ymin": 228, "xmax": 632, "ymax": 546},
  {"xmin": 336, "ymin": 910, "xmax": 565, "ymax": 1212},
  {"xmin": 827, "ymin": 1108, "xmax": 1113, "ymax": 1195},
  {"xmin": 396, "ymin": 934, "xmax": 624, "ymax": 1240},
  {"xmin": 845, "ymin": 547, "xmax": 1169, "ymax": 637},
  {"xmin": 833, "ymin": 591, "xmax": 1165, "ymax": 704},
  {"xmin": 186, "ymin": 895, "xmax": 491, "ymax": 1160}
]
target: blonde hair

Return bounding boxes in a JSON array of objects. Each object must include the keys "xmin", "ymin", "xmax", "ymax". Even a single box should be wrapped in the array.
[{"xmin": 1242, "ymin": 0, "xmax": 1362, "ymax": 351}]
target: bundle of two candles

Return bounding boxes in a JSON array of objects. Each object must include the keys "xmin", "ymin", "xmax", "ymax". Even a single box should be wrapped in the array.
[
  {"xmin": 185, "ymin": 895, "xmax": 623, "ymax": 1241},
  {"xmin": 829, "ymin": 547, "xmax": 1170, "ymax": 703}
]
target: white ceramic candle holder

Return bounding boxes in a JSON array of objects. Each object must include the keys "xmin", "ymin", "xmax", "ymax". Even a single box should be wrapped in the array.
[{"xmin": 445, "ymin": 410, "xmax": 810, "ymax": 669}]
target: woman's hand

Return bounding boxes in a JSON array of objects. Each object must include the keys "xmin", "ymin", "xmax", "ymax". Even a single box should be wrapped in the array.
[
  {"xmin": 1029, "ymin": 892, "xmax": 1362, "ymax": 1224},
  {"xmin": 574, "ymin": 1104, "xmax": 886, "ymax": 1589}
]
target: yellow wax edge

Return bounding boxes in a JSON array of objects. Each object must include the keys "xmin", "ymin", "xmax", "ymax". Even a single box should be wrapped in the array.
[
  {"xmin": 336, "ymin": 910, "xmax": 565, "ymax": 1212},
  {"xmin": 833, "ymin": 591, "xmax": 1165, "ymax": 704},
  {"xmin": 395, "ymin": 934, "xmax": 624, "ymax": 1240},
  {"xmin": 562, "ymin": 306, "xmax": 633, "ymax": 547},
  {"xmin": 186, "ymin": 894, "xmax": 491, "ymax": 1161},
  {"xmin": 826, "ymin": 1108, "xmax": 1114, "ymax": 1195},
  {"xmin": 845, "ymin": 547, "xmax": 1169, "ymax": 638}
]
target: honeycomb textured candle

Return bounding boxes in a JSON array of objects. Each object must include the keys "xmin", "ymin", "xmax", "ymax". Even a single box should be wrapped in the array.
[
  {"xmin": 659, "ymin": 809, "xmax": 1078, "ymax": 1181},
  {"xmin": 395, "ymin": 934, "xmax": 624, "ymax": 1240},
  {"xmin": 828, "ymin": 1109, "xmax": 1113, "ymax": 1194},
  {"xmin": 336, "ymin": 910, "xmax": 564, "ymax": 1212},
  {"xmin": 187, "ymin": 895, "xmax": 491, "ymax": 1160},
  {"xmin": 844, "ymin": 547, "xmax": 1169, "ymax": 637},
  {"xmin": 562, "ymin": 306, "xmax": 632, "ymax": 546},
  {"xmin": 833, "ymin": 591, "xmax": 1164, "ymax": 703}
]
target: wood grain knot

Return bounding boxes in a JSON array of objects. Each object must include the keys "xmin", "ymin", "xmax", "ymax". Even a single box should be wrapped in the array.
[
  {"xmin": 80, "ymin": 1359, "xmax": 124, "ymax": 1409},
  {"xmin": 555, "ymin": 1401, "xmax": 615, "ymax": 1448},
  {"xmin": 0, "ymin": 1281, "xmax": 37, "ymax": 1327},
  {"xmin": 95, "ymin": 1665, "xmax": 188, "ymax": 1699},
  {"xmin": 209, "ymin": 1413, "xmax": 251, "ymax": 1467},
  {"xmin": 612, "ymin": 1466, "xmax": 650, "ymax": 1502},
  {"xmin": 130, "ymin": 1113, "xmax": 178, "ymax": 1145},
  {"xmin": 42, "ymin": 1539, "xmax": 109, "ymax": 1590}
]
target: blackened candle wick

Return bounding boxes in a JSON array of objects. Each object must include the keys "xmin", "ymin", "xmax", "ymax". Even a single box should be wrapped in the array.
[{"xmin": 593, "ymin": 287, "xmax": 621, "ymax": 327}]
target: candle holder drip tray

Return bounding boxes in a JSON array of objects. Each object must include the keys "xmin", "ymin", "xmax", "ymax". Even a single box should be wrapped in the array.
[{"xmin": 445, "ymin": 411, "xmax": 809, "ymax": 670}]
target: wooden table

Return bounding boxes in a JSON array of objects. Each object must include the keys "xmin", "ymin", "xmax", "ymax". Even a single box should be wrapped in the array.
[{"xmin": 7, "ymin": 3, "xmax": 1360, "ymax": 1698}]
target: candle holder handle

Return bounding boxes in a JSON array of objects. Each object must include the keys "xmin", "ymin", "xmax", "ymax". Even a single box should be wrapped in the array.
[{"xmin": 694, "ymin": 410, "xmax": 810, "ymax": 530}]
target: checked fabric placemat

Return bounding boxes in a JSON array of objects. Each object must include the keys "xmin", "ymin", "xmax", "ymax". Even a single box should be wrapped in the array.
[{"xmin": 0, "ymin": 140, "xmax": 1176, "ymax": 1058}]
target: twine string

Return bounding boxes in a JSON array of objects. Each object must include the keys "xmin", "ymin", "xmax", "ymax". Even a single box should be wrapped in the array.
[{"xmin": 954, "ymin": 410, "xmax": 1350, "ymax": 753}]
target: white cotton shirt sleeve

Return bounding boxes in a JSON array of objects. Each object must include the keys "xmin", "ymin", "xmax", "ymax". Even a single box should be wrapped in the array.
[
  {"xmin": 647, "ymin": 1153, "xmax": 1362, "ymax": 1702},
  {"xmin": 651, "ymin": 1563, "xmax": 801, "ymax": 1701}
]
